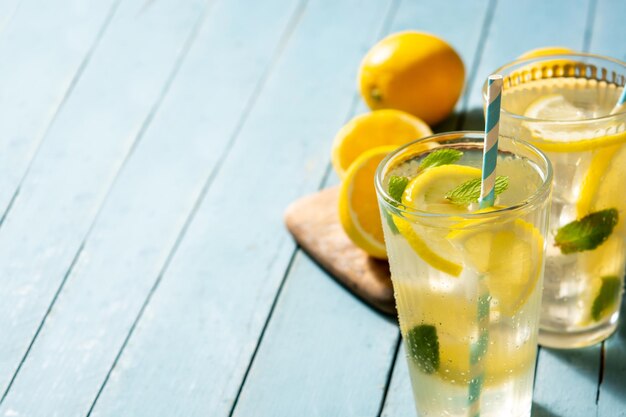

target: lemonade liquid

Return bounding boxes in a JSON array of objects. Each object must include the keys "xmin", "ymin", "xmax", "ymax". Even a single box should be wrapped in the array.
[
  {"xmin": 376, "ymin": 133, "xmax": 551, "ymax": 417},
  {"xmin": 495, "ymin": 56, "xmax": 626, "ymax": 348}
]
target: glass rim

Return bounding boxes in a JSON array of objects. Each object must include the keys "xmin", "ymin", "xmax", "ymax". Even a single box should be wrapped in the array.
[
  {"xmin": 374, "ymin": 131, "xmax": 553, "ymax": 221},
  {"xmin": 483, "ymin": 52, "xmax": 626, "ymax": 124}
]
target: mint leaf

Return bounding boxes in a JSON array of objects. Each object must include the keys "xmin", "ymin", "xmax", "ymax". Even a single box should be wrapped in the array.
[
  {"xmin": 382, "ymin": 208, "xmax": 399, "ymax": 235},
  {"xmin": 406, "ymin": 324, "xmax": 439, "ymax": 373},
  {"xmin": 388, "ymin": 176, "xmax": 409, "ymax": 202},
  {"xmin": 419, "ymin": 149, "xmax": 463, "ymax": 170},
  {"xmin": 591, "ymin": 276, "xmax": 622, "ymax": 321},
  {"xmin": 445, "ymin": 176, "xmax": 509, "ymax": 205},
  {"xmin": 554, "ymin": 208, "xmax": 618, "ymax": 254}
]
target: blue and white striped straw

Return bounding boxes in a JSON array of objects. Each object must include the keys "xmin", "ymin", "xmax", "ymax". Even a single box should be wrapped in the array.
[
  {"xmin": 479, "ymin": 74, "xmax": 503, "ymax": 208},
  {"xmin": 468, "ymin": 74, "xmax": 503, "ymax": 417}
]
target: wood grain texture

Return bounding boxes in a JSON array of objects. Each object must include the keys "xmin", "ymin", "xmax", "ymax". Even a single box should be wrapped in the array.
[
  {"xmin": 284, "ymin": 186, "xmax": 394, "ymax": 314},
  {"xmin": 0, "ymin": 0, "xmax": 207, "ymax": 403},
  {"xmin": 0, "ymin": 0, "xmax": 305, "ymax": 415},
  {"xmin": 0, "ymin": 0, "xmax": 118, "ymax": 218},
  {"xmin": 88, "ymin": 0, "xmax": 392, "ymax": 416}
]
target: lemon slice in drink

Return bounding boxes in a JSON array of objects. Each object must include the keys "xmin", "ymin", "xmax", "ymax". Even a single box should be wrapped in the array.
[
  {"xmin": 577, "ymin": 142, "xmax": 626, "ymax": 226},
  {"xmin": 522, "ymin": 89, "xmax": 626, "ymax": 152},
  {"xmin": 576, "ymin": 142, "xmax": 626, "ymax": 323},
  {"xmin": 394, "ymin": 164, "xmax": 482, "ymax": 277},
  {"xmin": 448, "ymin": 219, "xmax": 544, "ymax": 316}
]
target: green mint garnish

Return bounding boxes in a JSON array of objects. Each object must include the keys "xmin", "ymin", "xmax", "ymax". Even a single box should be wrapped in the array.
[
  {"xmin": 444, "ymin": 176, "xmax": 509, "ymax": 205},
  {"xmin": 406, "ymin": 324, "xmax": 439, "ymax": 374},
  {"xmin": 388, "ymin": 175, "xmax": 409, "ymax": 202},
  {"xmin": 591, "ymin": 276, "xmax": 622, "ymax": 321},
  {"xmin": 554, "ymin": 208, "xmax": 618, "ymax": 254},
  {"xmin": 419, "ymin": 149, "xmax": 463, "ymax": 170}
]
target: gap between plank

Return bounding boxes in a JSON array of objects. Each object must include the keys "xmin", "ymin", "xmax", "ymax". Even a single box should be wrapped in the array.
[
  {"xmin": 455, "ymin": 0, "xmax": 497, "ymax": 131},
  {"xmin": 0, "ymin": 0, "xmax": 211, "ymax": 408},
  {"xmin": 596, "ymin": 341, "xmax": 605, "ymax": 404},
  {"xmin": 85, "ymin": 0, "xmax": 311, "ymax": 414},
  {"xmin": 226, "ymin": 0, "xmax": 401, "ymax": 414},
  {"xmin": 0, "ymin": 0, "xmax": 123, "ymax": 233},
  {"xmin": 582, "ymin": 0, "xmax": 597, "ymax": 53},
  {"xmin": 375, "ymin": 335, "xmax": 402, "ymax": 417}
]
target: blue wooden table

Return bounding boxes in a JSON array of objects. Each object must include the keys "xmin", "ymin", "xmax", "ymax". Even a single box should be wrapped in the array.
[{"xmin": 0, "ymin": 0, "xmax": 624, "ymax": 416}]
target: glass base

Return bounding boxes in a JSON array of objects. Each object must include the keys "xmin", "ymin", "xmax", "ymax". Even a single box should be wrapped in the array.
[{"xmin": 538, "ymin": 320, "xmax": 618, "ymax": 349}]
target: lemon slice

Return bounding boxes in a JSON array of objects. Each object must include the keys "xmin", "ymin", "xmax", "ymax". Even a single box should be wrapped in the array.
[
  {"xmin": 577, "ymin": 143, "xmax": 626, "ymax": 228},
  {"xmin": 448, "ymin": 219, "xmax": 544, "ymax": 316},
  {"xmin": 522, "ymin": 92, "xmax": 626, "ymax": 152},
  {"xmin": 331, "ymin": 109, "xmax": 432, "ymax": 178},
  {"xmin": 338, "ymin": 146, "xmax": 397, "ymax": 259},
  {"xmin": 576, "ymin": 142, "xmax": 626, "ymax": 323},
  {"xmin": 524, "ymin": 94, "xmax": 589, "ymax": 121},
  {"xmin": 394, "ymin": 164, "xmax": 482, "ymax": 277}
]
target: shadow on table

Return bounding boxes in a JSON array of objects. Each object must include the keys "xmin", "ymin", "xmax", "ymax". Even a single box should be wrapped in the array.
[
  {"xmin": 430, "ymin": 107, "xmax": 485, "ymax": 133},
  {"xmin": 457, "ymin": 107, "xmax": 485, "ymax": 131},
  {"xmin": 531, "ymin": 402, "xmax": 563, "ymax": 417}
]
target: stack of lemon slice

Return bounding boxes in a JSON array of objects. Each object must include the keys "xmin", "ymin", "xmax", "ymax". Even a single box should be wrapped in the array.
[{"xmin": 334, "ymin": 109, "xmax": 432, "ymax": 259}]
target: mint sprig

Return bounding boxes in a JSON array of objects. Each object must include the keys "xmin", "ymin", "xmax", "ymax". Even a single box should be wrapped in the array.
[
  {"xmin": 445, "ymin": 176, "xmax": 509, "ymax": 205},
  {"xmin": 406, "ymin": 324, "xmax": 439, "ymax": 374},
  {"xmin": 591, "ymin": 276, "xmax": 622, "ymax": 321},
  {"xmin": 419, "ymin": 148, "xmax": 463, "ymax": 170},
  {"xmin": 388, "ymin": 175, "xmax": 409, "ymax": 202},
  {"xmin": 554, "ymin": 208, "xmax": 618, "ymax": 254}
]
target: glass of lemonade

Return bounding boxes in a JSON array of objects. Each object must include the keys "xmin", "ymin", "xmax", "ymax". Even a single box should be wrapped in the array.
[
  {"xmin": 375, "ymin": 132, "xmax": 552, "ymax": 417},
  {"xmin": 490, "ymin": 54, "xmax": 626, "ymax": 348}
]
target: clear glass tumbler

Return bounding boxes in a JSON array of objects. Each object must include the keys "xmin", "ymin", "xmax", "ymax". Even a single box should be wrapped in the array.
[
  {"xmin": 489, "ymin": 53, "xmax": 626, "ymax": 348},
  {"xmin": 375, "ymin": 132, "xmax": 552, "ymax": 417}
]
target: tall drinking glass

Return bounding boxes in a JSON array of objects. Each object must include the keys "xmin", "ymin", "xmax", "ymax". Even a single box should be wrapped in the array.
[
  {"xmin": 375, "ymin": 132, "xmax": 552, "ymax": 417},
  {"xmin": 489, "ymin": 53, "xmax": 626, "ymax": 348}
]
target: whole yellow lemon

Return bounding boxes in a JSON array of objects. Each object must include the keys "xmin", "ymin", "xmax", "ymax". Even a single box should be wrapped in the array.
[{"xmin": 358, "ymin": 31, "xmax": 465, "ymax": 126}]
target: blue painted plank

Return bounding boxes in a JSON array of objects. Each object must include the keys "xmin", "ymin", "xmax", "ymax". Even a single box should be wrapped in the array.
[
  {"xmin": 0, "ymin": 0, "xmax": 21, "ymax": 33},
  {"xmin": 235, "ymin": 0, "xmax": 493, "ymax": 414},
  {"xmin": 533, "ymin": 347, "xmax": 600, "ymax": 417},
  {"xmin": 0, "ymin": 0, "xmax": 303, "ymax": 415},
  {"xmin": 87, "ymin": 0, "xmax": 396, "ymax": 416},
  {"xmin": 598, "ymin": 296, "xmax": 626, "ymax": 417},
  {"xmin": 388, "ymin": 0, "xmax": 492, "ymax": 132},
  {"xmin": 0, "ymin": 0, "xmax": 118, "ymax": 216},
  {"xmin": 0, "ymin": 0, "xmax": 207, "ymax": 400},
  {"xmin": 233, "ymin": 253, "xmax": 399, "ymax": 417},
  {"xmin": 380, "ymin": 345, "xmax": 414, "ymax": 417},
  {"xmin": 589, "ymin": 2, "xmax": 626, "ymax": 415},
  {"xmin": 588, "ymin": 0, "xmax": 626, "ymax": 61},
  {"xmin": 464, "ymin": 0, "xmax": 592, "ymax": 113}
]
